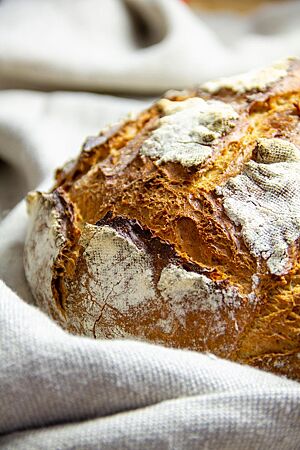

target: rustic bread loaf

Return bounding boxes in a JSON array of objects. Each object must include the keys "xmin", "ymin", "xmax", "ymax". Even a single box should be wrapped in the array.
[{"xmin": 24, "ymin": 58, "xmax": 300, "ymax": 380}]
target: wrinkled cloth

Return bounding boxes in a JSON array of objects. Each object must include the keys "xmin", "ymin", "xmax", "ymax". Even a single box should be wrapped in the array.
[
  {"xmin": 0, "ymin": 0, "xmax": 300, "ymax": 448},
  {"xmin": 0, "ymin": 0, "xmax": 300, "ymax": 93},
  {"xmin": 0, "ymin": 282, "xmax": 300, "ymax": 449}
]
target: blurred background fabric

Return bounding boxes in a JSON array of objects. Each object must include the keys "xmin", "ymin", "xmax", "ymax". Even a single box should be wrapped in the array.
[
  {"xmin": 0, "ymin": 0, "xmax": 300, "ymax": 93},
  {"xmin": 0, "ymin": 0, "xmax": 300, "ymax": 448}
]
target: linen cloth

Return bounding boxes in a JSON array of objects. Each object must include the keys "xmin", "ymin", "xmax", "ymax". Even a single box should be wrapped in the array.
[
  {"xmin": 0, "ymin": 0, "xmax": 300, "ymax": 448},
  {"xmin": 1, "ymin": 0, "xmax": 300, "ymax": 93}
]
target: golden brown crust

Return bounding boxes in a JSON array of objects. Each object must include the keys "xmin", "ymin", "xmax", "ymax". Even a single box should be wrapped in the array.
[{"xmin": 25, "ymin": 59, "xmax": 300, "ymax": 380}]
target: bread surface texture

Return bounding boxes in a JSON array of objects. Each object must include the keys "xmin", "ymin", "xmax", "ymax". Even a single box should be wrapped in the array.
[{"xmin": 24, "ymin": 58, "xmax": 300, "ymax": 380}]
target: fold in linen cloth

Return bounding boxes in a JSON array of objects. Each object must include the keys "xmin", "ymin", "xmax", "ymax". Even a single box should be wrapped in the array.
[
  {"xmin": 0, "ymin": 281, "xmax": 300, "ymax": 449},
  {"xmin": 0, "ymin": 0, "xmax": 300, "ymax": 93},
  {"xmin": 0, "ymin": 0, "xmax": 300, "ymax": 448}
]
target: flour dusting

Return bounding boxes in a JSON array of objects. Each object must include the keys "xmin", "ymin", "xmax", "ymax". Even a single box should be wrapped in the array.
[
  {"xmin": 202, "ymin": 59, "xmax": 290, "ymax": 94},
  {"xmin": 218, "ymin": 138, "xmax": 300, "ymax": 275},
  {"xmin": 80, "ymin": 224, "xmax": 156, "ymax": 314},
  {"xmin": 24, "ymin": 192, "xmax": 67, "ymax": 320},
  {"xmin": 157, "ymin": 264, "xmax": 242, "ymax": 328},
  {"xmin": 140, "ymin": 97, "xmax": 238, "ymax": 167}
]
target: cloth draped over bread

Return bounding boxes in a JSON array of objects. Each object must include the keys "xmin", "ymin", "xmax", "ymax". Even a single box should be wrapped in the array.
[{"xmin": 0, "ymin": 0, "xmax": 300, "ymax": 448}]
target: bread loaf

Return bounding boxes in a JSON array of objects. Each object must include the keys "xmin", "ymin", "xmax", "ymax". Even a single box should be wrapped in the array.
[{"xmin": 24, "ymin": 58, "xmax": 300, "ymax": 380}]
